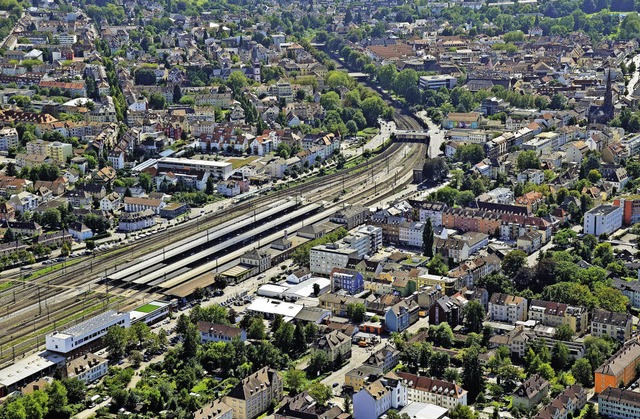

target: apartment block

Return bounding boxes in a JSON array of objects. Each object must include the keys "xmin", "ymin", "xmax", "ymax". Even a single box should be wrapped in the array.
[
  {"xmin": 583, "ymin": 205, "xmax": 623, "ymax": 236},
  {"xmin": 595, "ymin": 339, "xmax": 640, "ymax": 393},
  {"xmin": 224, "ymin": 367, "xmax": 283, "ymax": 419},
  {"xmin": 591, "ymin": 309, "xmax": 632, "ymax": 343},
  {"xmin": 528, "ymin": 300, "xmax": 588, "ymax": 334},
  {"xmin": 598, "ymin": 387, "xmax": 640, "ymax": 419},
  {"xmin": 488, "ymin": 293, "xmax": 527, "ymax": 324}
]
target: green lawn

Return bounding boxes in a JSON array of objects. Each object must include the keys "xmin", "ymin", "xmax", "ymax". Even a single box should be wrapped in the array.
[{"xmin": 135, "ymin": 303, "xmax": 162, "ymax": 313}]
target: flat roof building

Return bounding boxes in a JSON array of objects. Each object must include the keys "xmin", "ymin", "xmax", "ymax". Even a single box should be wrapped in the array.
[
  {"xmin": 157, "ymin": 157, "xmax": 233, "ymax": 180},
  {"xmin": 46, "ymin": 310, "xmax": 130, "ymax": 354},
  {"xmin": 0, "ymin": 351, "xmax": 65, "ymax": 396}
]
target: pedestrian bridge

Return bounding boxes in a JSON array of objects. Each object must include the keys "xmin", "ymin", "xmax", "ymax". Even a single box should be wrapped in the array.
[{"xmin": 395, "ymin": 130, "xmax": 431, "ymax": 140}]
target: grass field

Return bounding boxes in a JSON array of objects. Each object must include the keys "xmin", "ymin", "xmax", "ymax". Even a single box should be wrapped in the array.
[
  {"xmin": 135, "ymin": 303, "xmax": 162, "ymax": 313},
  {"xmin": 228, "ymin": 156, "xmax": 258, "ymax": 169}
]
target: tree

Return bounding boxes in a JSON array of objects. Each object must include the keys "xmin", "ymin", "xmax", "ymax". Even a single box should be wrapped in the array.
[
  {"xmin": 553, "ymin": 228, "xmax": 577, "ymax": 249},
  {"xmin": 6, "ymin": 162, "xmax": 17, "ymax": 176},
  {"xmin": 308, "ymin": 350, "xmax": 330, "ymax": 376},
  {"xmin": 583, "ymin": 403, "xmax": 598, "ymax": 419},
  {"xmin": 41, "ymin": 208, "xmax": 61, "ymax": 229},
  {"xmin": 550, "ymin": 93, "xmax": 567, "ymax": 110},
  {"xmin": 502, "ymin": 250, "xmax": 528, "ymax": 277},
  {"xmin": 464, "ymin": 300, "xmax": 485, "ymax": 334},
  {"xmin": 572, "ymin": 358, "xmax": 594, "ymax": 387},
  {"xmin": 149, "ymin": 92, "xmax": 166, "ymax": 110},
  {"xmin": 426, "ymin": 253, "xmax": 449, "ymax": 275},
  {"xmin": 587, "ymin": 169, "xmax": 602, "ymax": 183},
  {"xmin": 554, "ymin": 324, "xmax": 574, "ymax": 341},
  {"xmin": 283, "ymin": 368, "xmax": 308, "ymax": 394},
  {"xmin": 360, "ymin": 95, "xmax": 388, "ymax": 126},
  {"xmin": 517, "ymin": 150, "xmax": 541, "ymax": 171},
  {"xmin": 46, "ymin": 380, "xmax": 69, "ymax": 418},
  {"xmin": 248, "ymin": 317, "xmax": 266, "ymax": 340},
  {"xmin": 139, "ymin": 172, "xmax": 153, "ymax": 193},
  {"xmin": 429, "ymin": 351, "xmax": 450, "ymax": 378},
  {"xmin": 227, "ymin": 71, "xmax": 249, "ymax": 94},
  {"xmin": 393, "ymin": 69, "xmax": 419, "ymax": 97},
  {"xmin": 455, "ymin": 144, "xmax": 486, "ymax": 164},
  {"xmin": 294, "ymin": 322, "xmax": 307, "ymax": 354},
  {"xmin": 60, "ymin": 242, "xmax": 71, "ymax": 257},
  {"xmin": 422, "ymin": 158, "xmax": 449, "ymax": 183},
  {"xmin": 449, "ymin": 404, "xmax": 476, "ymax": 419},
  {"xmin": 377, "ymin": 64, "xmax": 398, "ymax": 90},
  {"xmin": 104, "ymin": 325, "xmax": 127, "ymax": 359},
  {"xmin": 552, "ymin": 342, "xmax": 571, "ymax": 371},
  {"xmin": 462, "ymin": 346, "xmax": 484, "ymax": 402},
  {"xmin": 308, "ymin": 382, "xmax": 332, "ymax": 407},
  {"xmin": 422, "ymin": 219, "xmax": 434, "ymax": 257},
  {"xmin": 313, "ymin": 283, "xmax": 320, "ymax": 296},
  {"xmin": 320, "ymin": 91, "xmax": 340, "ymax": 111},
  {"xmin": 346, "ymin": 303, "xmax": 366, "ymax": 323},
  {"xmin": 430, "ymin": 323, "xmax": 454, "ymax": 348}
]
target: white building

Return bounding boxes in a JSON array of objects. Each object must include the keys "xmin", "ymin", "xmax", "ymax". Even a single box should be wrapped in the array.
[
  {"xmin": 393, "ymin": 372, "xmax": 467, "ymax": 410},
  {"xmin": 399, "ymin": 222, "xmax": 425, "ymax": 248},
  {"xmin": 118, "ymin": 210, "xmax": 156, "ymax": 232},
  {"xmin": 488, "ymin": 293, "xmax": 527, "ymax": 324},
  {"xmin": 309, "ymin": 243, "xmax": 358, "ymax": 276},
  {"xmin": 583, "ymin": 204, "xmax": 623, "ymax": 236},
  {"xmin": 157, "ymin": 157, "xmax": 233, "ymax": 180},
  {"xmin": 65, "ymin": 353, "xmax": 108, "ymax": 384},
  {"xmin": 0, "ymin": 127, "xmax": 19, "ymax": 151},
  {"xmin": 46, "ymin": 310, "xmax": 130, "ymax": 354},
  {"xmin": 598, "ymin": 387, "xmax": 640, "ymax": 419},
  {"xmin": 355, "ymin": 225, "xmax": 383, "ymax": 254},
  {"xmin": 353, "ymin": 375, "xmax": 408, "ymax": 419},
  {"xmin": 419, "ymin": 75, "xmax": 457, "ymax": 90}
]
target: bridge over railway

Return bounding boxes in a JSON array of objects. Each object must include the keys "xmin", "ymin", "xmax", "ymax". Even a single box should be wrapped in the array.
[{"xmin": 394, "ymin": 129, "xmax": 431, "ymax": 141}]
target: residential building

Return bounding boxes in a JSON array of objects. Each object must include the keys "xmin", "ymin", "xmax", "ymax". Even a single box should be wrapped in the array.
[
  {"xmin": 613, "ymin": 196, "xmax": 640, "ymax": 226},
  {"xmin": 313, "ymin": 330, "xmax": 352, "ymax": 363},
  {"xmin": 46, "ymin": 141, "xmax": 73, "ymax": 163},
  {"xmin": 598, "ymin": 387, "xmax": 640, "ymax": 419},
  {"xmin": 64, "ymin": 353, "xmax": 108, "ymax": 384},
  {"xmin": 392, "ymin": 371, "xmax": 467, "ymax": 409},
  {"xmin": 310, "ymin": 244, "xmax": 358, "ymax": 276},
  {"xmin": 385, "ymin": 300, "xmax": 419, "ymax": 332},
  {"xmin": 364, "ymin": 344, "xmax": 401, "ymax": 374},
  {"xmin": 330, "ymin": 268, "xmax": 364, "ymax": 294},
  {"xmin": 68, "ymin": 221, "xmax": 93, "ymax": 241},
  {"xmin": 275, "ymin": 391, "xmax": 345, "ymax": 419},
  {"xmin": 331, "ymin": 206, "xmax": 370, "ymax": 230},
  {"xmin": 429, "ymin": 295, "xmax": 463, "ymax": 327},
  {"xmin": 528, "ymin": 300, "xmax": 588, "ymax": 334},
  {"xmin": 512, "ymin": 374, "xmax": 549, "ymax": 410},
  {"xmin": 613, "ymin": 278, "xmax": 640, "ymax": 309},
  {"xmin": 318, "ymin": 293, "xmax": 368, "ymax": 317},
  {"xmin": 488, "ymin": 293, "xmax": 527, "ymax": 324},
  {"xmin": 197, "ymin": 322, "xmax": 246, "ymax": 344},
  {"xmin": 411, "ymin": 201, "xmax": 447, "ymax": 226},
  {"xmin": 345, "ymin": 365, "xmax": 382, "ymax": 392},
  {"xmin": 223, "ymin": 367, "xmax": 283, "ymax": 419},
  {"xmin": 194, "ymin": 399, "xmax": 233, "ymax": 419},
  {"xmin": 353, "ymin": 375, "xmax": 407, "ymax": 419},
  {"xmin": 0, "ymin": 127, "xmax": 18, "ymax": 151},
  {"xmin": 533, "ymin": 385, "xmax": 586, "ymax": 419},
  {"xmin": 46, "ymin": 310, "xmax": 130, "ymax": 354},
  {"xmin": 583, "ymin": 205, "xmax": 623, "ymax": 236},
  {"xmin": 595, "ymin": 339, "xmax": 640, "ymax": 393},
  {"xmin": 591, "ymin": 309, "xmax": 632, "ymax": 342}
]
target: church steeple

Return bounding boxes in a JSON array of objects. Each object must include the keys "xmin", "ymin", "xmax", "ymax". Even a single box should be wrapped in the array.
[{"xmin": 602, "ymin": 67, "xmax": 614, "ymax": 121}]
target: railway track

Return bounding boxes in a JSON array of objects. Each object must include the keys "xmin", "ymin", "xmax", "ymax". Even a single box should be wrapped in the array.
[{"xmin": 0, "ymin": 108, "xmax": 427, "ymax": 368}]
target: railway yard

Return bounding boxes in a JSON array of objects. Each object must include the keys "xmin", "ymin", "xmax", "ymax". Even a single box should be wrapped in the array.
[{"xmin": 0, "ymin": 111, "xmax": 427, "ymax": 369}]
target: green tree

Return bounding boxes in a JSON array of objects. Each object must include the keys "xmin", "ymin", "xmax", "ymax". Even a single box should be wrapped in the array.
[
  {"xmin": 554, "ymin": 324, "xmax": 574, "ymax": 341},
  {"xmin": 46, "ymin": 380, "xmax": 69, "ymax": 418},
  {"xmin": 308, "ymin": 382, "xmax": 332, "ymax": 407},
  {"xmin": 429, "ymin": 351, "xmax": 450, "ymax": 378},
  {"xmin": 377, "ymin": 64, "xmax": 397, "ymax": 90},
  {"xmin": 346, "ymin": 303, "xmax": 366, "ymax": 323},
  {"xmin": 308, "ymin": 350, "xmax": 330, "ymax": 376},
  {"xmin": 552, "ymin": 342, "xmax": 571, "ymax": 371},
  {"xmin": 248, "ymin": 317, "xmax": 266, "ymax": 340},
  {"xmin": 104, "ymin": 325, "xmax": 127, "ymax": 359},
  {"xmin": 587, "ymin": 169, "xmax": 602, "ymax": 183},
  {"xmin": 572, "ymin": 358, "xmax": 594, "ymax": 387},
  {"xmin": 422, "ymin": 219, "xmax": 434, "ymax": 257},
  {"xmin": 502, "ymin": 250, "xmax": 528, "ymax": 277},
  {"xmin": 427, "ymin": 253, "xmax": 449, "ymax": 275},
  {"xmin": 283, "ymin": 368, "xmax": 308, "ymax": 394},
  {"xmin": 139, "ymin": 172, "xmax": 153, "ymax": 193},
  {"xmin": 455, "ymin": 144, "xmax": 486, "ymax": 164},
  {"xmin": 449, "ymin": 404, "xmax": 477, "ymax": 419},
  {"xmin": 462, "ymin": 346, "xmax": 484, "ymax": 402},
  {"xmin": 393, "ymin": 68, "xmax": 419, "ymax": 97},
  {"xmin": 227, "ymin": 71, "xmax": 249, "ymax": 94},
  {"xmin": 320, "ymin": 91, "xmax": 341, "ymax": 111},
  {"xmin": 423, "ymin": 158, "xmax": 449, "ymax": 183},
  {"xmin": 517, "ymin": 150, "xmax": 541, "ymax": 171},
  {"xmin": 463, "ymin": 300, "xmax": 485, "ymax": 334},
  {"xmin": 430, "ymin": 323, "xmax": 454, "ymax": 348}
]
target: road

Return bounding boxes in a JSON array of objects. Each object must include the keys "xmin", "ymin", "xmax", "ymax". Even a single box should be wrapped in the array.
[
  {"xmin": 415, "ymin": 110, "xmax": 445, "ymax": 158},
  {"xmin": 625, "ymin": 53, "xmax": 640, "ymax": 100}
]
